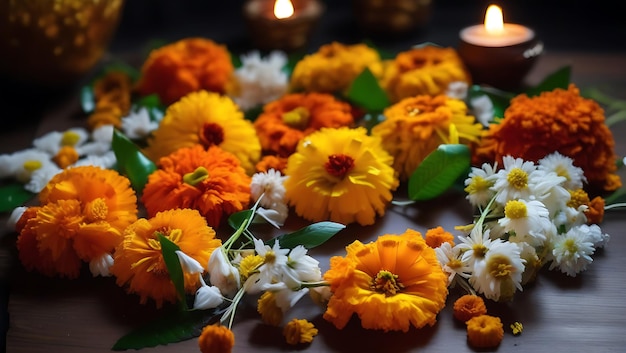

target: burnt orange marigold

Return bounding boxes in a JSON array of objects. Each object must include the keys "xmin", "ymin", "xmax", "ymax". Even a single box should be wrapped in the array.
[
  {"xmin": 466, "ymin": 314, "xmax": 504, "ymax": 348},
  {"xmin": 425, "ymin": 226, "xmax": 455, "ymax": 248},
  {"xmin": 453, "ymin": 294, "xmax": 488, "ymax": 322},
  {"xmin": 142, "ymin": 145, "xmax": 251, "ymax": 228},
  {"xmin": 136, "ymin": 37, "xmax": 234, "ymax": 105},
  {"xmin": 253, "ymin": 92, "xmax": 354, "ymax": 157},
  {"xmin": 198, "ymin": 324, "xmax": 235, "ymax": 353},
  {"xmin": 473, "ymin": 84, "xmax": 621, "ymax": 192}
]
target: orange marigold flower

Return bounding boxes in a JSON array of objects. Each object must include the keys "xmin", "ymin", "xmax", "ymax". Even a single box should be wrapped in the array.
[
  {"xmin": 257, "ymin": 291, "xmax": 283, "ymax": 326},
  {"xmin": 585, "ymin": 196, "xmax": 605, "ymax": 224},
  {"xmin": 283, "ymin": 318, "xmax": 318, "ymax": 345},
  {"xmin": 142, "ymin": 145, "xmax": 251, "ymax": 228},
  {"xmin": 453, "ymin": 294, "xmax": 488, "ymax": 322},
  {"xmin": 466, "ymin": 314, "xmax": 504, "ymax": 348},
  {"xmin": 425, "ymin": 226, "xmax": 455, "ymax": 248},
  {"xmin": 323, "ymin": 229, "xmax": 449, "ymax": 332},
  {"xmin": 111, "ymin": 208, "xmax": 222, "ymax": 307},
  {"xmin": 88, "ymin": 71, "xmax": 133, "ymax": 130},
  {"xmin": 93, "ymin": 70, "xmax": 133, "ymax": 106},
  {"xmin": 53, "ymin": 146, "xmax": 79, "ymax": 169},
  {"xmin": 255, "ymin": 155, "xmax": 288, "ymax": 174},
  {"xmin": 136, "ymin": 37, "xmax": 234, "ymax": 105},
  {"xmin": 198, "ymin": 324, "xmax": 235, "ymax": 353},
  {"xmin": 473, "ymin": 84, "xmax": 621, "ymax": 192},
  {"xmin": 144, "ymin": 90, "xmax": 261, "ymax": 174},
  {"xmin": 289, "ymin": 42, "xmax": 382, "ymax": 94},
  {"xmin": 254, "ymin": 92, "xmax": 354, "ymax": 157},
  {"xmin": 380, "ymin": 45, "xmax": 471, "ymax": 102},
  {"xmin": 371, "ymin": 94, "xmax": 483, "ymax": 180},
  {"xmin": 87, "ymin": 103, "xmax": 124, "ymax": 130}
]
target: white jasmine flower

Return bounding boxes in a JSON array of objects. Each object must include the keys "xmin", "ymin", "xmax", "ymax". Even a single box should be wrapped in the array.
[
  {"xmin": 6, "ymin": 206, "xmax": 27, "ymax": 232},
  {"xmin": 73, "ymin": 151, "xmax": 117, "ymax": 169},
  {"xmin": 24, "ymin": 163, "xmax": 62, "ymax": 193},
  {"xmin": 244, "ymin": 238, "xmax": 290, "ymax": 294},
  {"xmin": 193, "ymin": 279, "xmax": 225, "ymax": 310},
  {"xmin": 445, "ymin": 81, "xmax": 468, "ymax": 100},
  {"xmin": 282, "ymin": 245, "xmax": 322, "ymax": 289},
  {"xmin": 469, "ymin": 94, "xmax": 495, "ymax": 126},
  {"xmin": 498, "ymin": 199, "xmax": 552, "ymax": 246},
  {"xmin": 457, "ymin": 226, "xmax": 497, "ymax": 266},
  {"xmin": 250, "ymin": 168, "xmax": 288, "ymax": 208},
  {"xmin": 435, "ymin": 242, "xmax": 471, "ymax": 285},
  {"xmin": 464, "ymin": 162, "xmax": 498, "ymax": 208},
  {"xmin": 89, "ymin": 253, "xmax": 114, "ymax": 277},
  {"xmin": 175, "ymin": 250, "xmax": 205, "ymax": 274},
  {"xmin": 549, "ymin": 225, "xmax": 595, "ymax": 277},
  {"xmin": 582, "ymin": 223, "xmax": 609, "ymax": 248},
  {"xmin": 233, "ymin": 50, "xmax": 289, "ymax": 111},
  {"xmin": 76, "ymin": 125, "xmax": 114, "ymax": 156},
  {"xmin": 254, "ymin": 205, "xmax": 288, "ymax": 228},
  {"xmin": 32, "ymin": 128, "xmax": 89, "ymax": 155},
  {"xmin": 490, "ymin": 156, "xmax": 555, "ymax": 204},
  {"xmin": 0, "ymin": 149, "xmax": 55, "ymax": 183},
  {"xmin": 552, "ymin": 206, "xmax": 587, "ymax": 232},
  {"xmin": 208, "ymin": 248, "xmax": 241, "ymax": 296},
  {"xmin": 272, "ymin": 287, "xmax": 309, "ymax": 313},
  {"xmin": 538, "ymin": 152, "xmax": 586, "ymax": 190},
  {"xmin": 121, "ymin": 108, "xmax": 159, "ymax": 140},
  {"xmin": 469, "ymin": 240, "xmax": 525, "ymax": 301}
]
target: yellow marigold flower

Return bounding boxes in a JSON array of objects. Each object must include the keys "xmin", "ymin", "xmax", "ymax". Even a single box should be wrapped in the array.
[
  {"xmin": 473, "ymin": 84, "xmax": 621, "ymax": 192},
  {"xmin": 144, "ymin": 90, "xmax": 261, "ymax": 174},
  {"xmin": 284, "ymin": 127, "xmax": 399, "ymax": 226},
  {"xmin": 253, "ymin": 92, "xmax": 354, "ymax": 157},
  {"xmin": 111, "ymin": 208, "xmax": 222, "ymax": 307},
  {"xmin": 257, "ymin": 291, "xmax": 283, "ymax": 326},
  {"xmin": 466, "ymin": 314, "xmax": 504, "ymax": 348},
  {"xmin": 371, "ymin": 94, "xmax": 483, "ymax": 181},
  {"xmin": 323, "ymin": 229, "xmax": 448, "ymax": 332},
  {"xmin": 380, "ymin": 45, "xmax": 471, "ymax": 102},
  {"xmin": 283, "ymin": 318, "xmax": 318, "ymax": 345},
  {"xmin": 136, "ymin": 37, "xmax": 234, "ymax": 105},
  {"xmin": 425, "ymin": 226, "xmax": 455, "ymax": 248},
  {"xmin": 453, "ymin": 294, "xmax": 488, "ymax": 322},
  {"xmin": 289, "ymin": 42, "xmax": 381, "ymax": 94},
  {"xmin": 238, "ymin": 254, "xmax": 263, "ymax": 281},
  {"xmin": 198, "ymin": 324, "xmax": 235, "ymax": 353},
  {"xmin": 142, "ymin": 145, "xmax": 251, "ymax": 228}
]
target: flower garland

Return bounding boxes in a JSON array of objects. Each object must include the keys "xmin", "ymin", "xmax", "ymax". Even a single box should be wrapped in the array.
[{"xmin": 1, "ymin": 37, "xmax": 625, "ymax": 353}]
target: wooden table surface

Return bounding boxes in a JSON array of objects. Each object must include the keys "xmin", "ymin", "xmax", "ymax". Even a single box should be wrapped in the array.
[{"xmin": 1, "ymin": 51, "xmax": 626, "ymax": 353}]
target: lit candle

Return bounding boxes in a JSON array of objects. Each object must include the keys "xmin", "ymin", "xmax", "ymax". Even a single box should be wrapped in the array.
[
  {"xmin": 243, "ymin": 0, "xmax": 324, "ymax": 52},
  {"xmin": 457, "ymin": 4, "xmax": 543, "ymax": 90},
  {"xmin": 460, "ymin": 5, "xmax": 534, "ymax": 47}
]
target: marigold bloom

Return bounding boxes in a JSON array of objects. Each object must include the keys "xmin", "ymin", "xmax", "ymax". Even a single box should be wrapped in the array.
[
  {"xmin": 144, "ymin": 90, "xmax": 261, "ymax": 174},
  {"xmin": 198, "ymin": 324, "xmax": 235, "ymax": 353},
  {"xmin": 142, "ymin": 145, "xmax": 251, "ymax": 228},
  {"xmin": 453, "ymin": 294, "xmax": 488, "ymax": 322},
  {"xmin": 283, "ymin": 318, "xmax": 318, "ymax": 345},
  {"xmin": 425, "ymin": 226, "xmax": 455, "ymax": 248},
  {"xmin": 88, "ymin": 71, "xmax": 133, "ymax": 130},
  {"xmin": 255, "ymin": 155, "xmax": 288, "ymax": 174},
  {"xmin": 136, "ymin": 37, "xmax": 234, "ymax": 105},
  {"xmin": 585, "ymin": 196, "xmax": 605, "ymax": 224},
  {"xmin": 111, "ymin": 208, "xmax": 222, "ymax": 307},
  {"xmin": 257, "ymin": 291, "xmax": 283, "ymax": 326},
  {"xmin": 289, "ymin": 42, "xmax": 381, "ymax": 94},
  {"xmin": 323, "ymin": 229, "xmax": 449, "ymax": 332},
  {"xmin": 371, "ymin": 94, "xmax": 483, "ymax": 180},
  {"xmin": 284, "ymin": 127, "xmax": 398, "ymax": 226},
  {"xmin": 466, "ymin": 315, "xmax": 504, "ymax": 348},
  {"xmin": 253, "ymin": 93, "xmax": 354, "ymax": 157},
  {"xmin": 473, "ymin": 84, "xmax": 621, "ymax": 192},
  {"xmin": 380, "ymin": 45, "xmax": 471, "ymax": 102}
]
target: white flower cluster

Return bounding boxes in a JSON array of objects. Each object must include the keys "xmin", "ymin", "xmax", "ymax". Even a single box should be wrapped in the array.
[
  {"xmin": 436, "ymin": 152, "xmax": 609, "ymax": 302},
  {"xmin": 231, "ymin": 50, "xmax": 289, "ymax": 111}
]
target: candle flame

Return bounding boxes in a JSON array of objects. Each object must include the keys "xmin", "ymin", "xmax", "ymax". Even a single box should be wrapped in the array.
[
  {"xmin": 274, "ymin": 0, "xmax": 294, "ymax": 19},
  {"xmin": 484, "ymin": 5, "xmax": 504, "ymax": 34}
]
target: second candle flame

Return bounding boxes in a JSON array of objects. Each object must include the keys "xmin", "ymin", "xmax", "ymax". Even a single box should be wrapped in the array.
[
  {"xmin": 484, "ymin": 4, "xmax": 504, "ymax": 34},
  {"xmin": 274, "ymin": 0, "xmax": 295, "ymax": 19}
]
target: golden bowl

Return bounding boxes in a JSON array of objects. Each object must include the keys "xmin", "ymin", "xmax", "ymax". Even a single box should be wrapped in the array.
[{"xmin": 0, "ymin": 0, "xmax": 125, "ymax": 87}]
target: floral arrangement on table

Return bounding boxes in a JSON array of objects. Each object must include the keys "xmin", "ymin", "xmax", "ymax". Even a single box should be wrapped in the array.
[{"xmin": 2, "ymin": 38, "xmax": 626, "ymax": 352}]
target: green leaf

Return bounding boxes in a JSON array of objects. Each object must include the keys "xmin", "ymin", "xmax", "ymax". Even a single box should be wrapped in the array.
[
  {"xmin": 346, "ymin": 68, "xmax": 390, "ymax": 112},
  {"xmin": 103, "ymin": 62, "xmax": 141, "ymax": 82},
  {"xmin": 80, "ymin": 85, "xmax": 95, "ymax": 114},
  {"xmin": 408, "ymin": 144, "xmax": 471, "ymax": 201},
  {"xmin": 158, "ymin": 234, "xmax": 187, "ymax": 310},
  {"xmin": 266, "ymin": 221, "xmax": 345, "ymax": 249},
  {"xmin": 525, "ymin": 66, "xmax": 571, "ymax": 97},
  {"xmin": 111, "ymin": 307, "xmax": 225, "ymax": 350},
  {"xmin": 227, "ymin": 209, "xmax": 254, "ymax": 231},
  {"xmin": 112, "ymin": 129, "xmax": 156, "ymax": 193},
  {"xmin": 468, "ymin": 85, "xmax": 515, "ymax": 120},
  {"xmin": 0, "ymin": 183, "xmax": 35, "ymax": 212},
  {"xmin": 134, "ymin": 94, "xmax": 165, "ymax": 122}
]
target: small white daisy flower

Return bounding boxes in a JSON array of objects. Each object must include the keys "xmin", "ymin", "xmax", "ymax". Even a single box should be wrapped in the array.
[
  {"xmin": 250, "ymin": 168, "xmax": 288, "ymax": 208},
  {"xmin": 1, "ymin": 149, "xmax": 56, "ymax": 183},
  {"xmin": 491, "ymin": 155, "xmax": 553, "ymax": 204},
  {"xmin": 469, "ymin": 94, "xmax": 494, "ymax": 126},
  {"xmin": 24, "ymin": 164, "xmax": 62, "ymax": 193},
  {"xmin": 77, "ymin": 125, "xmax": 114, "ymax": 156},
  {"xmin": 32, "ymin": 128, "xmax": 89, "ymax": 155},
  {"xmin": 233, "ymin": 50, "xmax": 289, "ymax": 111},
  {"xmin": 435, "ymin": 242, "xmax": 471, "ymax": 285},
  {"xmin": 498, "ymin": 198, "xmax": 552, "ymax": 246},
  {"xmin": 464, "ymin": 162, "xmax": 498, "ymax": 208},
  {"xmin": 538, "ymin": 152, "xmax": 586, "ymax": 190},
  {"xmin": 73, "ymin": 151, "xmax": 117, "ymax": 169},
  {"xmin": 121, "ymin": 108, "xmax": 159, "ymax": 140},
  {"xmin": 549, "ymin": 225, "xmax": 595, "ymax": 277},
  {"xmin": 457, "ymin": 225, "xmax": 497, "ymax": 266},
  {"xmin": 469, "ymin": 240, "xmax": 525, "ymax": 301},
  {"xmin": 445, "ymin": 81, "xmax": 468, "ymax": 100},
  {"xmin": 582, "ymin": 223, "xmax": 610, "ymax": 248},
  {"xmin": 244, "ymin": 238, "xmax": 290, "ymax": 294}
]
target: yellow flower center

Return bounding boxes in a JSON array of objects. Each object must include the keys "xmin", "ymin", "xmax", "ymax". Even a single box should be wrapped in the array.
[
  {"xmin": 464, "ymin": 176, "xmax": 491, "ymax": 195},
  {"xmin": 264, "ymin": 250, "xmax": 276, "ymax": 265},
  {"xmin": 563, "ymin": 238, "xmax": 578, "ymax": 253},
  {"xmin": 507, "ymin": 168, "xmax": 528, "ymax": 190},
  {"xmin": 447, "ymin": 258, "xmax": 463, "ymax": 269},
  {"xmin": 60, "ymin": 131, "xmax": 81, "ymax": 147},
  {"xmin": 183, "ymin": 166, "xmax": 209, "ymax": 186},
  {"xmin": 554, "ymin": 164, "xmax": 570, "ymax": 180},
  {"xmin": 324, "ymin": 154, "xmax": 355, "ymax": 179},
  {"xmin": 504, "ymin": 200, "xmax": 527, "ymax": 219},
  {"xmin": 472, "ymin": 244, "xmax": 488, "ymax": 259},
  {"xmin": 239, "ymin": 254, "xmax": 263, "ymax": 280},
  {"xmin": 200, "ymin": 122, "xmax": 224, "ymax": 147},
  {"xmin": 371, "ymin": 270, "xmax": 404, "ymax": 296},
  {"xmin": 487, "ymin": 254, "xmax": 514, "ymax": 279},
  {"xmin": 85, "ymin": 197, "xmax": 108, "ymax": 222},
  {"xmin": 281, "ymin": 106, "xmax": 310, "ymax": 129},
  {"xmin": 23, "ymin": 159, "xmax": 43, "ymax": 172},
  {"xmin": 567, "ymin": 189, "xmax": 589, "ymax": 209}
]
